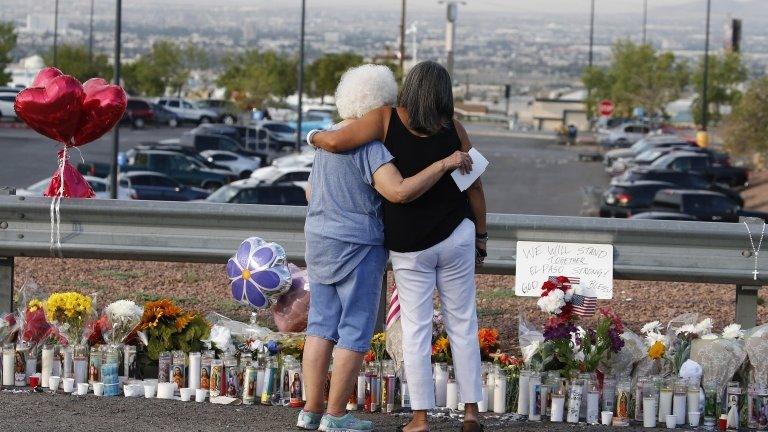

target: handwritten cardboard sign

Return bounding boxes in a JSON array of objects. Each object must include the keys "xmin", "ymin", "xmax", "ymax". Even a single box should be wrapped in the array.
[{"xmin": 515, "ymin": 241, "xmax": 614, "ymax": 299}]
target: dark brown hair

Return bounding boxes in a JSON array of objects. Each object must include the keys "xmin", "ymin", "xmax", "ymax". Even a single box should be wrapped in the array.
[{"xmin": 397, "ymin": 61, "xmax": 454, "ymax": 136}]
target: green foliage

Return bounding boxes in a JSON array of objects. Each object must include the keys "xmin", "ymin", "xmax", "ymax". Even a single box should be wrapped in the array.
[
  {"xmin": 307, "ymin": 53, "xmax": 363, "ymax": 102},
  {"xmin": 144, "ymin": 314, "xmax": 209, "ymax": 361},
  {"xmin": 217, "ymin": 50, "xmax": 297, "ymax": 109},
  {"xmin": 722, "ymin": 77, "xmax": 768, "ymax": 158},
  {"xmin": 582, "ymin": 40, "xmax": 689, "ymax": 118},
  {"xmin": 692, "ymin": 52, "xmax": 749, "ymax": 126},
  {"xmin": 0, "ymin": 21, "xmax": 16, "ymax": 85},
  {"xmin": 44, "ymin": 44, "xmax": 112, "ymax": 82},
  {"xmin": 122, "ymin": 40, "xmax": 192, "ymax": 96}
]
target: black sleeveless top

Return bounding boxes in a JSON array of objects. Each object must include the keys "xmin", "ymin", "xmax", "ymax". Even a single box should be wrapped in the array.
[{"xmin": 382, "ymin": 108, "xmax": 472, "ymax": 252}]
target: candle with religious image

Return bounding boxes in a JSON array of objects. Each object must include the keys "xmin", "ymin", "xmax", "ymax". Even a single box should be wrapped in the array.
[
  {"xmin": 200, "ymin": 351, "xmax": 213, "ymax": 390},
  {"xmin": 14, "ymin": 344, "xmax": 27, "ymax": 387},
  {"xmin": 157, "ymin": 351, "xmax": 171, "ymax": 383},
  {"xmin": 224, "ymin": 353, "xmax": 239, "ymax": 398},
  {"xmin": 209, "ymin": 358, "xmax": 223, "ymax": 398},
  {"xmin": 261, "ymin": 356, "xmax": 277, "ymax": 405},
  {"xmin": 74, "ymin": 345, "xmax": 87, "ymax": 384},
  {"xmin": 172, "ymin": 350, "xmax": 187, "ymax": 392},
  {"xmin": 242, "ymin": 363, "xmax": 257, "ymax": 405},
  {"xmin": 528, "ymin": 372, "xmax": 542, "ymax": 421},
  {"xmin": 614, "ymin": 379, "xmax": 631, "ymax": 426},
  {"xmin": 289, "ymin": 367, "xmax": 304, "ymax": 408}
]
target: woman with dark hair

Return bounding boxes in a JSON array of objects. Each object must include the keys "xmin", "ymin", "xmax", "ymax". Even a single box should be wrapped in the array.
[{"xmin": 308, "ymin": 61, "xmax": 486, "ymax": 432}]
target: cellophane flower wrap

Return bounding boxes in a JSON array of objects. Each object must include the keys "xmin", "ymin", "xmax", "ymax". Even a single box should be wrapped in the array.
[
  {"xmin": 104, "ymin": 300, "xmax": 143, "ymax": 345},
  {"xmin": 690, "ymin": 324, "xmax": 747, "ymax": 390},
  {"xmin": 44, "ymin": 291, "xmax": 94, "ymax": 346},
  {"xmin": 742, "ymin": 323, "xmax": 768, "ymax": 386},
  {"xmin": 137, "ymin": 299, "xmax": 210, "ymax": 361},
  {"xmin": 21, "ymin": 298, "xmax": 53, "ymax": 351}
]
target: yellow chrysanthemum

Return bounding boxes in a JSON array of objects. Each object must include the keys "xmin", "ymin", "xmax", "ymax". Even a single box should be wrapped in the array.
[
  {"xmin": 648, "ymin": 340, "xmax": 666, "ymax": 360},
  {"xmin": 372, "ymin": 332, "xmax": 386, "ymax": 345},
  {"xmin": 28, "ymin": 299, "xmax": 44, "ymax": 312}
]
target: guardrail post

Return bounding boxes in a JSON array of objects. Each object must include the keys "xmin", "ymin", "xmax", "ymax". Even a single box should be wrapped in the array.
[
  {"xmin": 735, "ymin": 285, "xmax": 760, "ymax": 329},
  {"xmin": 0, "ymin": 187, "xmax": 14, "ymax": 314},
  {"xmin": 375, "ymin": 273, "xmax": 388, "ymax": 333}
]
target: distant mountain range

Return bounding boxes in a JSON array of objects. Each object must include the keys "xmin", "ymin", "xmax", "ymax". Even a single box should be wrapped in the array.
[{"xmin": 649, "ymin": 0, "xmax": 768, "ymax": 20}]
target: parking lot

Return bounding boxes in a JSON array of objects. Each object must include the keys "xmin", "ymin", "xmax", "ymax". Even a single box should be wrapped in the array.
[{"xmin": 0, "ymin": 124, "xmax": 608, "ymax": 216}]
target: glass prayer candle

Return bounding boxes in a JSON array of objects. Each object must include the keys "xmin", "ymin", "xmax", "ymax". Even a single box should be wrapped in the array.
[
  {"xmin": 586, "ymin": 380, "xmax": 600, "ymax": 425},
  {"xmin": 704, "ymin": 383, "xmax": 718, "ymax": 427},
  {"xmin": 517, "ymin": 370, "xmax": 530, "ymax": 415},
  {"xmin": 433, "ymin": 362, "xmax": 447, "ymax": 407},
  {"xmin": 688, "ymin": 380, "xmax": 701, "ymax": 425},
  {"xmin": 614, "ymin": 378, "xmax": 631, "ymax": 426},
  {"xmin": 673, "ymin": 379, "xmax": 687, "ymax": 425},
  {"xmin": 567, "ymin": 378, "xmax": 585, "ymax": 423},
  {"xmin": 2, "ymin": 343, "xmax": 14, "ymax": 387},
  {"xmin": 658, "ymin": 378, "xmax": 673, "ymax": 423},
  {"xmin": 73, "ymin": 345, "xmax": 88, "ymax": 384},
  {"xmin": 41, "ymin": 344, "xmax": 54, "ymax": 388},
  {"xmin": 528, "ymin": 372, "xmax": 542, "ymax": 421},
  {"xmin": 14, "ymin": 344, "xmax": 27, "ymax": 387},
  {"xmin": 602, "ymin": 377, "xmax": 617, "ymax": 413},
  {"xmin": 635, "ymin": 377, "xmax": 648, "ymax": 422}
]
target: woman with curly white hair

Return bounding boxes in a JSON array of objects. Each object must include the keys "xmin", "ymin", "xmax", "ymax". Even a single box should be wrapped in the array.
[{"xmin": 298, "ymin": 64, "xmax": 472, "ymax": 432}]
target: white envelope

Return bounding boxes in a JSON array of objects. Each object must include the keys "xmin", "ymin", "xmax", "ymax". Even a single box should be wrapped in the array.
[{"xmin": 451, "ymin": 148, "xmax": 489, "ymax": 191}]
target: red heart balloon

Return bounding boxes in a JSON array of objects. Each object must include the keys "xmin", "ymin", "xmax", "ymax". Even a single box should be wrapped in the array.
[
  {"xmin": 14, "ymin": 74, "xmax": 84, "ymax": 144},
  {"xmin": 73, "ymin": 78, "xmax": 128, "ymax": 146},
  {"xmin": 32, "ymin": 67, "xmax": 63, "ymax": 87}
]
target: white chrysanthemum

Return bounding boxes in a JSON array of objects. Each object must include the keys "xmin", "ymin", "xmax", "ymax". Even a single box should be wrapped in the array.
[
  {"xmin": 104, "ymin": 300, "xmax": 143, "ymax": 321},
  {"xmin": 564, "ymin": 287, "xmax": 574, "ymax": 302},
  {"xmin": 537, "ymin": 289, "xmax": 566, "ymax": 315},
  {"xmin": 722, "ymin": 323, "xmax": 744, "ymax": 339},
  {"xmin": 208, "ymin": 325, "xmax": 233, "ymax": 352},
  {"xmin": 645, "ymin": 331, "xmax": 666, "ymax": 347},
  {"xmin": 335, "ymin": 64, "xmax": 398, "ymax": 120},
  {"xmin": 694, "ymin": 318, "xmax": 713, "ymax": 336},
  {"xmin": 641, "ymin": 321, "xmax": 662, "ymax": 335},
  {"xmin": 676, "ymin": 324, "xmax": 696, "ymax": 335},
  {"xmin": 700, "ymin": 333, "xmax": 719, "ymax": 340}
]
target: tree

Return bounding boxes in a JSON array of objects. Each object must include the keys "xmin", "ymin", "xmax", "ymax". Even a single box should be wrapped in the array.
[
  {"xmin": 307, "ymin": 53, "xmax": 363, "ymax": 103},
  {"xmin": 0, "ymin": 21, "xmax": 18, "ymax": 85},
  {"xmin": 692, "ymin": 52, "xmax": 748, "ymax": 126},
  {"xmin": 43, "ymin": 44, "xmax": 112, "ymax": 82},
  {"xmin": 217, "ymin": 50, "xmax": 297, "ymax": 109},
  {"xmin": 582, "ymin": 40, "xmax": 689, "ymax": 118},
  {"xmin": 122, "ymin": 40, "xmax": 189, "ymax": 96},
  {"xmin": 722, "ymin": 77, "xmax": 768, "ymax": 159}
]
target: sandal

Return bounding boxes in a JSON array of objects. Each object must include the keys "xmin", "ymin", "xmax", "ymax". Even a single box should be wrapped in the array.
[
  {"xmin": 397, "ymin": 424, "xmax": 429, "ymax": 432},
  {"xmin": 460, "ymin": 420, "xmax": 485, "ymax": 432}
]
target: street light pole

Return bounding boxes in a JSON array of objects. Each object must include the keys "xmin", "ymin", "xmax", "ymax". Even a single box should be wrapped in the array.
[
  {"xmin": 588, "ymin": 0, "xmax": 595, "ymax": 68},
  {"xmin": 701, "ymin": 0, "xmax": 711, "ymax": 131},
  {"xmin": 642, "ymin": 0, "xmax": 647, "ymax": 44},
  {"xmin": 439, "ymin": 1, "xmax": 464, "ymax": 81},
  {"xmin": 53, "ymin": 0, "xmax": 59, "ymax": 67},
  {"xmin": 110, "ymin": 0, "xmax": 122, "ymax": 199},
  {"xmin": 295, "ymin": 0, "xmax": 306, "ymax": 152},
  {"xmin": 89, "ymin": 0, "xmax": 95, "ymax": 63},
  {"xmin": 399, "ymin": 0, "xmax": 406, "ymax": 76}
]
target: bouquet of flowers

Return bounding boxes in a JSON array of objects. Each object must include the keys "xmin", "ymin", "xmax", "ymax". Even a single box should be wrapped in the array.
[
  {"xmin": 136, "ymin": 299, "xmax": 210, "ymax": 361},
  {"xmin": 20, "ymin": 298, "xmax": 53, "ymax": 350},
  {"xmin": 278, "ymin": 334, "xmax": 306, "ymax": 362},
  {"xmin": 478, "ymin": 328, "xmax": 501, "ymax": 361},
  {"xmin": 690, "ymin": 321, "xmax": 747, "ymax": 390},
  {"xmin": 103, "ymin": 300, "xmax": 143, "ymax": 345},
  {"xmin": 744, "ymin": 323, "xmax": 768, "ymax": 387},
  {"xmin": 431, "ymin": 335, "xmax": 452, "ymax": 364},
  {"xmin": 44, "ymin": 291, "xmax": 94, "ymax": 346}
]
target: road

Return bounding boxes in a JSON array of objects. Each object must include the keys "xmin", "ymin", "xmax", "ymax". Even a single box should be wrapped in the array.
[{"xmin": 0, "ymin": 124, "xmax": 609, "ymax": 216}]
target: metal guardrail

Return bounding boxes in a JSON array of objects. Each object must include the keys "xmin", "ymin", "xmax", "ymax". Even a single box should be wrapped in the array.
[{"xmin": 0, "ymin": 195, "xmax": 764, "ymax": 327}]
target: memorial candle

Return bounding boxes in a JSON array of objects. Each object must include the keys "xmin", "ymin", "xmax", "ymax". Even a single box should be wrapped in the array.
[
  {"xmin": 433, "ymin": 363, "xmax": 447, "ymax": 407},
  {"xmin": 635, "ymin": 377, "xmax": 648, "ymax": 422},
  {"xmin": 486, "ymin": 365, "xmax": 496, "ymax": 412},
  {"xmin": 2, "ymin": 344, "xmax": 13, "ymax": 386},
  {"xmin": 41, "ymin": 344, "xmax": 54, "ymax": 388},
  {"xmin": 528, "ymin": 372, "xmax": 542, "ymax": 421},
  {"xmin": 478, "ymin": 386, "xmax": 488, "ymax": 413},
  {"xmin": 673, "ymin": 379, "xmax": 687, "ymax": 425},
  {"xmin": 356, "ymin": 370, "xmax": 365, "ymax": 407},
  {"xmin": 658, "ymin": 382, "xmax": 673, "ymax": 423},
  {"xmin": 551, "ymin": 392, "xmax": 566, "ymax": 422},
  {"xmin": 62, "ymin": 346, "xmax": 73, "ymax": 379},
  {"xmin": 188, "ymin": 352, "xmax": 201, "ymax": 391},
  {"xmin": 493, "ymin": 371, "xmax": 507, "ymax": 414},
  {"xmin": 517, "ymin": 370, "xmax": 530, "ymax": 415},
  {"xmin": 74, "ymin": 345, "xmax": 88, "ymax": 384},
  {"xmin": 643, "ymin": 396, "xmax": 657, "ymax": 427},
  {"xmin": 14, "ymin": 344, "xmax": 27, "ymax": 387},
  {"xmin": 688, "ymin": 384, "xmax": 701, "ymax": 425},
  {"xmin": 586, "ymin": 384, "xmax": 600, "ymax": 425},
  {"xmin": 567, "ymin": 379, "xmax": 585, "ymax": 423}
]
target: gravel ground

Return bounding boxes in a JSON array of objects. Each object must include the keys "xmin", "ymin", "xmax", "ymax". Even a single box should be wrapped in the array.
[
  {"xmin": 0, "ymin": 391, "xmax": 672, "ymax": 432},
  {"xmin": 13, "ymin": 257, "xmax": 768, "ymax": 353}
]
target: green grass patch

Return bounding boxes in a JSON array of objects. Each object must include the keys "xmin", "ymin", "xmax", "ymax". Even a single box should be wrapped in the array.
[
  {"xmin": 180, "ymin": 271, "xmax": 203, "ymax": 284},
  {"xmin": 59, "ymin": 278, "xmax": 109, "ymax": 291},
  {"xmin": 477, "ymin": 308, "xmax": 506, "ymax": 318},
  {"xmin": 97, "ymin": 269, "xmax": 145, "ymax": 281},
  {"xmin": 477, "ymin": 289, "xmax": 517, "ymax": 300}
]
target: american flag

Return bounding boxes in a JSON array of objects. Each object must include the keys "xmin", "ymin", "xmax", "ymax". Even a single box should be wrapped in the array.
[
  {"xmin": 386, "ymin": 284, "xmax": 400, "ymax": 329},
  {"xmin": 571, "ymin": 293, "xmax": 597, "ymax": 316},
  {"xmin": 548, "ymin": 276, "xmax": 580, "ymax": 289}
]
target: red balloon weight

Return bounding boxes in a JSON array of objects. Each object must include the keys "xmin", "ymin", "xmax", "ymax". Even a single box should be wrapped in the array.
[
  {"xmin": 73, "ymin": 78, "xmax": 128, "ymax": 146},
  {"xmin": 272, "ymin": 265, "xmax": 310, "ymax": 333},
  {"xmin": 43, "ymin": 152, "xmax": 96, "ymax": 199},
  {"xmin": 31, "ymin": 67, "xmax": 63, "ymax": 87},
  {"xmin": 14, "ymin": 74, "xmax": 84, "ymax": 144}
]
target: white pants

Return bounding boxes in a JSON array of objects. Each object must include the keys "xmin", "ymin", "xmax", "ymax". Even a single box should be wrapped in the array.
[{"xmin": 390, "ymin": 218, "xmax": 483, "ymax": 410}]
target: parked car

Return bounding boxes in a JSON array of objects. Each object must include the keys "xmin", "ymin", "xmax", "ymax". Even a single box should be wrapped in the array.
[
  {"xmin": 603, "ymin": 136, "xmax": 694, "ymax": 168},
  {"xmin": 599, "ymin": 123, "xmax": 651, "ymax": 149},
  {"xmin": 133, "ymin": 143, "xmax": 230, "ymax": 172},
  {"xmin": 649, "ymin": 151, "xmax": 749, "ymax": 188},
  {"xmin": 611, "ymin": 168, "xmax": 744, "ymax": 207},
  {"xmin": 249, "ymin": 165, "xmax": 311, "ymax": 184},
  {"xmin": 285, "ymin": 113, "xmax": 334, "ymax": 138},
  {"xmin": 121, "ymin": 149, "xmax": 235, "ymax": 190},
  {"xmin": 204, "ymin": 179, "xmax": 308, "ymax": 205},
  {"xmin": 16, "ymin": 175, "xmax": 134, "ymax": 199},
  {"xmin": 0, "ymin": 92, "xmax": 17, "ymax": 119},
  {"xmin": 199, "ymin": 150, "xmax": 261, "ymax": 179},
  {"xmin": 628, "ymin": 212, "xmax": 699, "ymax": 221},
  {"xmin": 599, "ymin": 181, "xmax": 679, "ymax": 218},
  {"xmin": 178, "ymin": 132, "xmax": 269, "ymax": 164},
  {"xmin": 118, "ymin": 171, "xmax": 209, "ymax": 201},
  {"xmin": 608, "ymin": 145, "xmax": 727, "ymax": 176},
  {"xmin": 650, "ymin": 189, "xmax": 744, "ymax": 222},
  {"xmin": 155, "ymin": 97, "xmax": 219, "ymax": 125},
  {"xmin": 151, "ymin": 103, "xmax": 180, "ymax": 127},
  {"xmin": 596, "ymin": 117, "xmax": 632, "ymax": 134},
  {"xmin": 259, "ymin": 121, "xmax": 299, "ymax": 150},
  {"xmin": 121, "ymin": 98, "xmax": 155, "ymax": 128},
  {"xmin": 195, "ymin": 99, "xmax": 239, "ymax": 124},
  {"xmin": 271, "ymin": 147, "xmax": 315, "ymax": 168}
]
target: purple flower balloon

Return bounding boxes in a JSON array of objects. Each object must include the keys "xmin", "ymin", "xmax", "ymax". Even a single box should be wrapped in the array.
[{"xmin": 227, "ymin": 237, "xmax": 292, "ymax": 309}]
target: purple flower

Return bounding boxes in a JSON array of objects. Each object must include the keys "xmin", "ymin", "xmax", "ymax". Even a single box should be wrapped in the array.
[
  {"xmin": 608, "ymin": 328, "xmax": 625, "ymax": 353},
  {"xmin": 544, "ymin": 323, "xmax": 577, "ymax": 341},
  {"xmin": 227, "ymin": 238, "xmax": 291, "ymax": 309}
]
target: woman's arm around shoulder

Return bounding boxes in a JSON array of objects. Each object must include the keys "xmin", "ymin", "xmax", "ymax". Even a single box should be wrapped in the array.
[
  {"xmin": 311, "ymin": 106, "xmax": 390, "ymax": 153},
  {"xmin": 372, "ymin": 151, "xmax": 472, "ymax": 204}
]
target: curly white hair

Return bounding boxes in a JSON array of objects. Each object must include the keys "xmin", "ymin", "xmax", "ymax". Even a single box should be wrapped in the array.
[{"xmin": 335, "ymin": 64, "xmax": 398, "ymax": 120}]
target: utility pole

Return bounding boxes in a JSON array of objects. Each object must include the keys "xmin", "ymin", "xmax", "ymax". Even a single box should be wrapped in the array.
[
  {"xmin": 701, "ymin": 0, "xmax": 711, "ymax": 131},
  {"xmin": 642, "ymin": 0, "xmax": 648, "ymax": 44},
  {"xmin": 110, "ymin": 0, "xmax": 122, "ymax": 199},
  {"xmin": 53, "ymin": 0, "xmax": 59, "ymax": 67},
  {"xmin": 439, "ymin": 1, "xmax": 464, "ymax": 81},
  {"xmin": 89, "ymin": 0, "xmax": 95, "ymax": 63},
  {"xmin": 588, "ymin": 0, "xmax": 595, "ymax": 68},
  {"xmin": 399, "ymin": 0, "xmax": 406, "ymax": 77},
  {"xmin": 296, "ymin": 0, "xmax": 306, "ymax": 152}
]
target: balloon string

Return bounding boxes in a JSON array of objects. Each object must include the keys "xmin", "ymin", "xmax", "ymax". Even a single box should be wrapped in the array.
[{"xmin": 49, "ymin": 144, "xmax": 67, "ymax": 258}]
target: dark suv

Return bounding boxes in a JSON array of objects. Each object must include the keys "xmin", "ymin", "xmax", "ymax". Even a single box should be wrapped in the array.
[
  {"xmin": 122, "ymin": 149, "xmax": 235, "ymax": 190},
  {"xmin": 612, "ymin": 169, "xmax": 743, "ymax": 206},
  {"xmin": 650, "ymin": 190, "xmax": 741, "ymax": 222},
  {"xmin": 600, "ymin": 181, "xmax": 678, "ymax": 218},
  {"xmin": 650, "ymin": 152, "xmax": 749, "ymax": 188}
]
